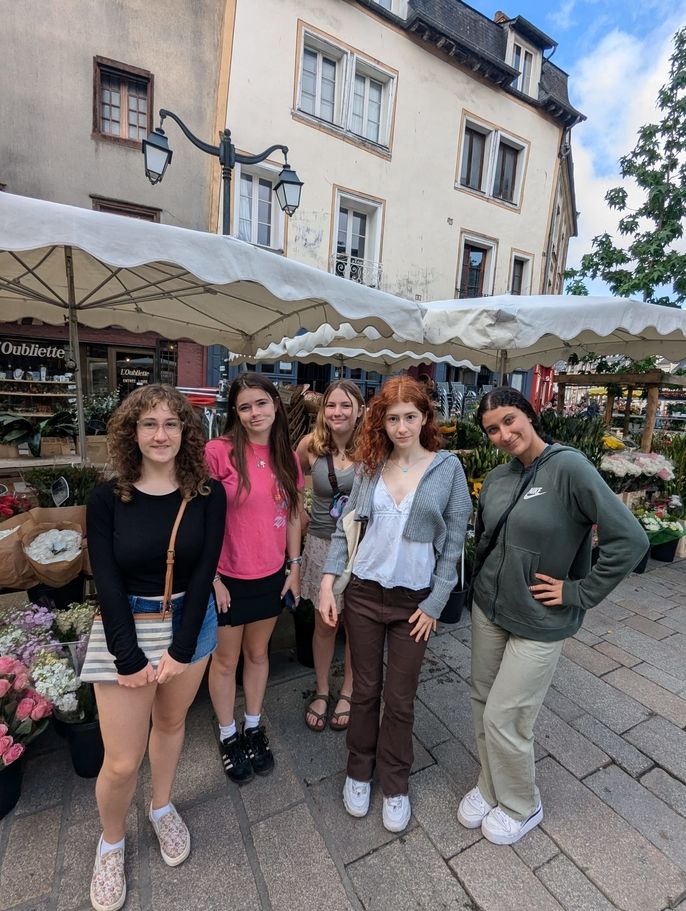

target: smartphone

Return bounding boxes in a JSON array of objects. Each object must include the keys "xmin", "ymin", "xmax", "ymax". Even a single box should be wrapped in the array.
[{"xmin": 282, "ymin": 590, "xmax": 297, "ymax": 613}]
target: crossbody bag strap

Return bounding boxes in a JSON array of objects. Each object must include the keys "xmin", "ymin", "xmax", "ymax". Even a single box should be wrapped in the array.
[
  {"xmin": 471, "ymin": 462, "xmax": 538, "ymax": 580},
  {"xmin": 162, "ymin": 497, "xmax": 190, "ymax": 614},
  {"xmin": 325, "ymin": 452, "xmax": 341, "ymax": 497}
]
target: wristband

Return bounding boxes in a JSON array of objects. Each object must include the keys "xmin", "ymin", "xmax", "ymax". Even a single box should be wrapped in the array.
[{"xmin": 286, "ymin": 556, "xmax": 302, "ymax": 566}]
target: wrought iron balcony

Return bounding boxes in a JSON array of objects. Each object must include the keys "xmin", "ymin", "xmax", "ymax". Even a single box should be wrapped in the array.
[{"xmin": 330, "ymin": 253, "xmax": 383, "ymax": 289}]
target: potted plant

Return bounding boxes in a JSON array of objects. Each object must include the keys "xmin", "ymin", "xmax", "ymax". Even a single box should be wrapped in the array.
[
  {"xmin": 78, "ymin": 393, "xmax": 119, "ymax": 461},
  {"xmin": 0, "ymin": 656, "xmax": 53, "ymax": 818},
  {"xmin": 23, "ymin": 464, "xmax": 103, "ymax": 508},
  {"xmin": 38, "ymin": 410, "xmax": 76, "ymax": 456},
  {"xmin": 31, "ymin": 650, "xmax": 102, "ymax": 777},
  {"xmin": 0, "ymin": 413, "xmax": 40, "ymax": 458},
  {"xmin": 0, "ymin": 411, "xmax": 76, "ymax": 458},
  {"xmin": 633, "ymin": 497, "xmax": 685, "ymax": 562},
  {"xmin": 82, "ymin": 393, "xmax": 119, "ymax": 435}
]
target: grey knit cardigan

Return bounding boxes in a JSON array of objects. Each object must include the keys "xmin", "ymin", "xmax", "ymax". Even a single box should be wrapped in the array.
[{"xmin": 322, "ymin": 450, "xmax": 472, "ymax": 619}]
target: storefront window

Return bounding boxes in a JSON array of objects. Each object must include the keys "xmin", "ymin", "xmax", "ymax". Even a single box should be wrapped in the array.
[
  {"xmin": 115, "ymin": 350, "xmax": 155, "ymax": 399},
  {"xmin": 157, "ymin": 341, "xmax": 178, "ymax": 387}
]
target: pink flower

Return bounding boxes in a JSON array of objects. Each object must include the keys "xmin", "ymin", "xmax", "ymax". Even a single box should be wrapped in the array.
[
  {"xmin": 0, "ymin": 723, "xmax": 7, "ymax": 736},
  {"xmin": 0, "ymin": 735, "xmax": 12, "ymax": 755},
  {"xmin": 15, "ymin": 697, "xmax": 35, "ymax": 721},
  {"xmin": 0, "ymin": 679, "xmax": 10, "ymax": 697},
  {"xmin": 30, "ymin": 700, "xmax": 52, "ymax": 721},
  {"xmin": 0, "ymin": 656, "xmax": 18, "ymax": 674},
  {"xmin": 2, "ymin": 742, "xmax": 25, "ymax": 766},
  {"xmin": 13, "ymin": 674, "xmax": 29, "ymax": 692}
]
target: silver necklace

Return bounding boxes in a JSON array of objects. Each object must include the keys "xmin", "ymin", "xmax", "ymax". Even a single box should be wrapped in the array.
[{"xmin": 387, "ymin": 454, "xmax": 430, "ymax": 474}]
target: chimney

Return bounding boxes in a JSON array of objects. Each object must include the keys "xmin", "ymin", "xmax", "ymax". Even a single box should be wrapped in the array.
[{"xmin": 494, "ymin": 11, "xmax": 509, "ymax": 23}]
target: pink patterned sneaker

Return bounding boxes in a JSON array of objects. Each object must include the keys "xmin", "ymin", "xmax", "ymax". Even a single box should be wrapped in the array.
[
  {"xmin": 149, "ymin": 802, "xmax": 191, "ymax": 866},
  {"xmin": 90, "ymin": 836, "xmax": 126, "ymax": 911}
]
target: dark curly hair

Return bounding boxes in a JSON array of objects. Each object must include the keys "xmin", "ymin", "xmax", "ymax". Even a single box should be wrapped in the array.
[
  {"xmin": 353, "ymin": 376, "xmax": 442, "ymax": 473},
  {"xmin": 476, "ymin": 387, "xmax": 550, "ymax": 441},
  {"xmin": 107, "ymin": 384, "xmax": 210, "ymax": 502},
  {"xmin": 222, "ymin": 374, "xmax": 300, "ymax": 519}
]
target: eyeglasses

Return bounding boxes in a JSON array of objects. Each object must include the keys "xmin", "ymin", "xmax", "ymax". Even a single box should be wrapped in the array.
[{"xmin": 136, "ymin": 419, "xmax": 183, "ymax": 435}]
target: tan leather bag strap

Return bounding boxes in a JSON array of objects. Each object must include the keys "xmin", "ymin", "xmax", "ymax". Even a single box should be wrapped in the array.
[{"xmin": 162, "ymin": 498, "xmax": 190, "ymax": 613}]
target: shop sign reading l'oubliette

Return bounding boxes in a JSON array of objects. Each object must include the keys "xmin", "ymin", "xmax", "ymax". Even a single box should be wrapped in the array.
[{"xmin": 1, "ymin": 339, "xmax": 66, "ymax": 361}]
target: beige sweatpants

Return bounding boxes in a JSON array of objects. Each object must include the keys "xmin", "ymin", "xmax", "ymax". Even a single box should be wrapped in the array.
[{"xmin": 470, "ymin": 602, "xmax": 564, "ymax": 820}]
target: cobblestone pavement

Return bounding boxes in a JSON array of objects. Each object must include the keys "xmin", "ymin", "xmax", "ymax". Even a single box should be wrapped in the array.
[{"xmin": 2, "ymin": 558, "xmax": 686, "ymax": 911}]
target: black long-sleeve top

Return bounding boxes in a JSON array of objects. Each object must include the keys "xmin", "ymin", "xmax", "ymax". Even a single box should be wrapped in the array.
[{"xmin": 87, "ymin": 479, "xmax": 226, "ymax": 675}]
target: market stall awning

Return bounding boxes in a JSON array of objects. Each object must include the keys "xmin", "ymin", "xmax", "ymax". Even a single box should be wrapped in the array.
[
  {"xmin": 0, "ymin": 194, "xmax": 424, "ymax": 350},
  {"xmin": 421, "ymin": 295, "xmax": 686, "ymax": 372},
  {"xmin": 0, "ymin": 193, "xmax": 424, "ymax": 457}
]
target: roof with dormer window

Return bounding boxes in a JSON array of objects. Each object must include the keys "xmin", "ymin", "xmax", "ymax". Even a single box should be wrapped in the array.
[{"xmin": 356, "ymin": 0, "xmax": 584, "ymax": 128}]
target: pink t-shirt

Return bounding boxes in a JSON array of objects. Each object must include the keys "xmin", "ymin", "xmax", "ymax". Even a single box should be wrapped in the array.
[{"xmin": 205, "ymin": 438, "xmax": 304, "ymax": 579}]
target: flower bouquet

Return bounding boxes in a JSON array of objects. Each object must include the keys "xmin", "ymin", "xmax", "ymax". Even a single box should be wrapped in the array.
[
  {"xmin": 0, "ymin": 493, "xmax": 32, "ymax": 522},
  {"xmin": 0, "ymin": 656, "xmax": 53, "ymax": 769},
  {"xmin": 634, "ymin": 497, "xmax": 686, "ymax": 547},
  {"xmin": 600, "ymin": 451, "xmax": 675, "ymax": 493}
]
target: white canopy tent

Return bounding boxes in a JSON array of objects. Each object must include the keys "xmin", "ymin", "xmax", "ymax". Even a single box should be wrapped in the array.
[
  {"xmin": 0, "ymin": 194, "xmax": 423, "ymax": 455},
  {"xmin": 232, "ymin": 322, "xmax": 477, "ymax": 374},
  {"xmin": 421, "ymin": 295, "xmax": 686, "ymax": 374}
]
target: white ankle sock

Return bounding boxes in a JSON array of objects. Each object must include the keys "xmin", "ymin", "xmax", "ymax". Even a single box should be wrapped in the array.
[
  {"xmin": 244, "ymin": 712, "xmax": 261, "ymax": 730},
  {"xmin": 219, "ymin": 721, "xmax": 237, "ymax": 741},
  {"xmin": 100, "ymin": 835, "xmax": 125, "ymax": 856},
  {"xmin": 150, "ymin": 802, "xmax": 172, "ymax": 823}
]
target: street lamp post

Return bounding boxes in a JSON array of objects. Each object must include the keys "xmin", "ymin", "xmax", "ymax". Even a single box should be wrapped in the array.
[{"xmin": 142, "ymin": 109, "xmax": 303, "ymax": 235}]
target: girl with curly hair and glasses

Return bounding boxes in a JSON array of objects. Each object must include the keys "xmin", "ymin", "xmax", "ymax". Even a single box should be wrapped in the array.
[
  {"xmin": 296, "ymin": 380, "xmax": 365, "ymax": 733},
  {"xmin": 320, "ymin": 377, "xmax": 471, "ymax": 833},
  {"xmin": 86, "ymin": 384, "xmax": 226, "ymax": 911},
  {"xmin": 205, "ymin": 374, "xmax": 303, "ymax": 786}
]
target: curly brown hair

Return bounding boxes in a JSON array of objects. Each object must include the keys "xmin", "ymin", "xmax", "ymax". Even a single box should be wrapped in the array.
[
  {"xmin": 308, "ymin": 379, "xmax": 365, "ymax": 458},
  {"xmin": 107, "ymin": 384, "xmax": 210, "ymax": 502},
  {"xmin": 353, "ymin": 376, "xmax": 442, "ymax": 473}
]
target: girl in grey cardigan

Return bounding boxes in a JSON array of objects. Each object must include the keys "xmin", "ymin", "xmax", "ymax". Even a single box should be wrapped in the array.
[{"xmin": 320, "ymin": 377, "xmax": 471, "ymax": 833}]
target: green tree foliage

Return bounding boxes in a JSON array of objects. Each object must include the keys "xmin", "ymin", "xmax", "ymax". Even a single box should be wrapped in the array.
[{"xmin": 566, "ymin": 27, "xmax": 686, "ymax": 306}]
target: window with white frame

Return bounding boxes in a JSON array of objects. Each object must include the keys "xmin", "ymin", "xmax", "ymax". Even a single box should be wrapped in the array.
[
  {"xmin": 457, "ymin": 236, "xmax": 497, "ymax": 298},
  {"xmin": 298, "ymin": 30, "xmax": 396, "ymax": 148},
  {"xmin": 300, "ymin": 45, "xmax": 340, "ymax": 124},
  {"xmin": 457, "ymin": 118, "xmax": 528, "ymax": 206},
  {"xmin": 460, "ymin": 125, "xmax": 488, "ymax": 191},
  {"xmin": 493, "ymin": 140, "xmax": 519, "ymax": 203},
  {"xmin": 511, "ymin": 43, "xmax": 533, "ymax": 95},
  {"xmin": 332, "ymin": 190, "xmax": 384, "ymax": 288},
  {"xmin": 371, "ymin": 0, "xmax": 408, "ymax": 14},
  {"xmin": 235, "ymin": 164, "xmax": 284, "ymax": 250},
  {"xmin": 510, "ymin": 254, "xmax": 532, "ymax": 295}
]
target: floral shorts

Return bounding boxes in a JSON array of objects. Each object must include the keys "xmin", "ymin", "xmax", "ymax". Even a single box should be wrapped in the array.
[{"xmin": 300, "ymin": 534, "xmax": 343, "ymax": 613}]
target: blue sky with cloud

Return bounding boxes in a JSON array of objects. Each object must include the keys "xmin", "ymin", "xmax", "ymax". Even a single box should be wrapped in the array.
[{"xmin": 468, "ymin": 0, "xmax": 686, "ymax": 289}]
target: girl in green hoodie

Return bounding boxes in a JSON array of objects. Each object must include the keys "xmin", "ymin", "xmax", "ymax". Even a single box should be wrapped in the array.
[{"xmin": 457, "ymin": 387, "xmax": 648, "ymax": 846}]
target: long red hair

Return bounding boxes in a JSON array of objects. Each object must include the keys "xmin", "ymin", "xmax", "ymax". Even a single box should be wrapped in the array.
[{"xmin": 353, "ymin": 376, "xmax": 442, "ymax": 473}]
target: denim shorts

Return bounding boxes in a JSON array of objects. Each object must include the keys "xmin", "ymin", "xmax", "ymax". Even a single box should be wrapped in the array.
[{"xmin": 127, "ymin": 593, "xmax": 218, "ymax": 663}]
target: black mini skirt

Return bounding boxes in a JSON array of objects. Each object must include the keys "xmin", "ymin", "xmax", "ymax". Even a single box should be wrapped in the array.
[{"xmin": 216, "ymin": 566, "xmax": 285, "ymax": 627}]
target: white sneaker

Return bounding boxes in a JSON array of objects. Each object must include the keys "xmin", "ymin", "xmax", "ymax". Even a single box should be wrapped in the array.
[
  {"xmin": 481, "ymin": 803, "xmax": 543, "ymax": 845},
  {"xmin": 457, "ymin": 786, "xmax": 495, "ymax": 828},
  {"xmin": 343, "ymin": 776, "xmax": 371, "ymax": 817},
  {"xmin": 382, "ymin": 794, "xmax": 411, "ymax": 833}
]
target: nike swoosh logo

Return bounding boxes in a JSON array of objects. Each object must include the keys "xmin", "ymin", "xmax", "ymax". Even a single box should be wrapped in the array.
[{"xmin": 523, "ymin": 491, "xmax": 546, "ymax": 500}]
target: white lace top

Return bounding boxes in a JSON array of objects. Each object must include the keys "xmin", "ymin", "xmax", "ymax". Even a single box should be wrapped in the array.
[{"xmin": 352, "ymin": 477, "xmax": 434, "ymax": 590}]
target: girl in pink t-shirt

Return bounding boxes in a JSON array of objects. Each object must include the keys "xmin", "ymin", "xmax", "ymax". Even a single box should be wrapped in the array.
[{"xmin": 205, "ymin": 374, "xmax": 303, "ymax": 785}]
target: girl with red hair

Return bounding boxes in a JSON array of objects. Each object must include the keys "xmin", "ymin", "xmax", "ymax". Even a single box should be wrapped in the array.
[{"xmin": 320, "ymin": 377, "xmax": 471, "ymax": 833}]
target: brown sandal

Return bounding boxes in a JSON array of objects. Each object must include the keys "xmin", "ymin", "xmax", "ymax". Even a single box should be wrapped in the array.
[
  {"xmin": 305, "ymin": 694, "xmax": 330, "ymax": 732},
  {"xmin": 329, "ymin": 693, "xmax": 352, "ymax": 731}
]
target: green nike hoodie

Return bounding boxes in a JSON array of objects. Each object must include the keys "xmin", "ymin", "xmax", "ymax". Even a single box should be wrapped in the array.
[{"xmin": 473, "ymin": 443, "xmax": 649, "ymax": 642}]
